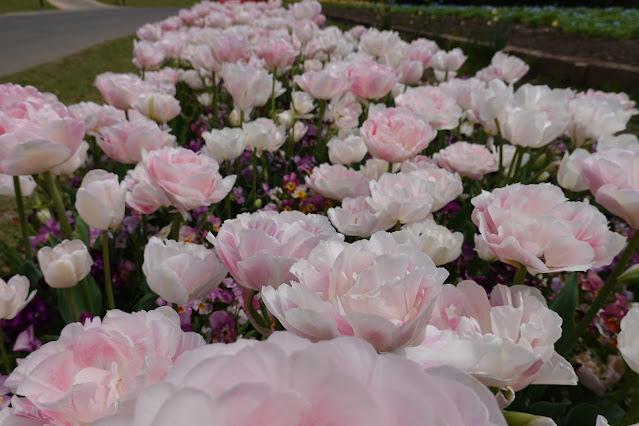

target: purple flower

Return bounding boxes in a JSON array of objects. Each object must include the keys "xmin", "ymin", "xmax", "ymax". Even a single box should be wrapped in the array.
[
  {"xmin": 78, "ymin": 312, "xmax": 97, "ymax": 323},
  {"xmin": 209, "ymin": 310, "xmax": 237, "ymax": 343}
]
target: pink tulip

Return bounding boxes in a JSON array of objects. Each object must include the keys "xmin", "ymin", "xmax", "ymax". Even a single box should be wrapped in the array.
[
  {"xmin": 76, "ymin": 170, "xmax": 127, "ymax": 231},
  {"xmin": 96, "ymin": 119, "xmax": 175, "ymax": 164},
  {"xmin": 68, "ymin": 102, "xmax": 126, "ymax": 135},
  {"xmin": 131, "ymin": 92, "xmax": 181, "ymax": 123},
  {"xmin": 325, "ymin": 92, "xmax": 362, "ymax": 129},
  {"xmin": 403, "ymin": 38, "xmax": 439, "ymax": 69},
  {"xmin": 0, "ymin": 275, "xmax": 36, "ymax": 320},
  {"xmin": 406, "ymin": 166, "xmax": 463, "ymax": 212},
  {"xmin": 359, "ymin": 28, "xmax": 403, "ymax": 60},
  {"xmin": 38, "ymin": 240, "xmax": 93, "ymax": 289},
  {"xmin": 94, "ymin": 73, "xmax": 152, "ymax": 110},
  {"xmin": 294, "ymin": 69, "xmax": 350, "ymax": 100},
  {"xmin": 399, "ymin": 280, "xmax": 578, "ymax": 391},
  {"xmin": 395, "ymin": 85, "xmax": 462, "ymax": 130},
  {"xmin": 476, "ymin": 51, "xmax": 529, "ymax": 84},
  {"xmin": 327, "ymin": 133, "xmax": 368, "ymax": 165},
  {"xmin": 306, "ymin": 164, "xmax": 370, "ymax": 201},
  {"xmin": 347, "ymin": 61, "xmax": 398, "ymax": 101},
  {"xmin": 254, "ymin": 38, "xmax": 299, "ymax": 73},
  {"xmin": 93, "ymin": 333, "xmax": 506, "ymax": 426},
  {"xmin": 5, "ymin": 307, "xmax": 205, "ymax": 424},
  {"xmin": 188, "ymin": 44, "xmax": 218, "ymax": 76},
  {"xmin": 471, "ymin": 183, "xmax": 626, "ymax": 274},
  {"xmin": 124, "ymin": 162, "xmax": 171, "ymax": 215},
  {"xmin": 397, "ymin": 60, "xmax": 424, "ymax": 85},
  {"xmin": 328, "ymin": 196, "xmax": 396, "ymax": 237},
  {"xmin": 221, "ymin": 63, "xmax": 273, "ymax": 116},
  {"xmin": 0, "ymin": 104, "xmax": 85, "ymax": 176},
  {"xmin": 142, "ymin": 146, "xmax": 236, "ymax": 218},
  {"xmin": 618, "ymin": 305, "xmax": 639, "ymax": 374},
  {"xmin": 242, "ymin": 118, "xmax": 286, "ymax": 157},
  {"xmin": 263, "ymin": 231, "xmax": 448, "ymax": 351},
  {"xmin": 137, "ymin": 22, "xmax": 162, "ymax": 41},
  {"xmin": 431, "ymin": 48, "xmax": 467, "ymax": 72},
  {"xmin": 211, "ymin": 34, "xmax": 251, "ymax": 64},
  {"xmin": 400, "ymin": 219, "xmax": 464, "ymax": 266},
  {"xmin": 568, "ymin": 96, "xmax": 634, "ymax": 147},
  {"xmin": 361, "ymin": 107, "xmax": 436, "ymax": 163},
  {"xmin": 497, "ymin": 84, "xmax": 570, "ymax": 148},
  {"xmin": 0, "ymin": 83, "xmax": 59, "ymax": 117},
  {"xmin": 292, "ymin": 0, "xmax": 322, "ymax": 20},
  {"xmin": 435, "ymin": 141, "xmax": 498, "ymax": 180},
  {"xmin": 132, "ymin": 40, "xmax": 165, "ymax": 70},
  {"xmin": 581, "ymin": 148, "xmax": 639, "ymax": 228},
  {"xmin": 210, "ymin": 211, "xmax": 340, "ymax": 291},
  {"xmin": 367, "ymin": 172, "xmax": 436, "ymax": 224},
  {"xmin": 142, "ymin": 237, "xmax": 228, "ymax": 306},
  {"xmin": 0, "ymin": 174, "xmax": 36, "ymax": 198}
]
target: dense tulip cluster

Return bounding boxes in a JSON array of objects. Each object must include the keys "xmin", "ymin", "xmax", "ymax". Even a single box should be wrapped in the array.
[{"xmin": 0, "ymin": 0, "xmax": 637, "ymax": 424}]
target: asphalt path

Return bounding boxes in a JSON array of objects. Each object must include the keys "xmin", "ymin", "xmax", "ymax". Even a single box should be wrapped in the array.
[{"xmin": 0, "ymin": 7, "xmax": 180, "ymax": 76}]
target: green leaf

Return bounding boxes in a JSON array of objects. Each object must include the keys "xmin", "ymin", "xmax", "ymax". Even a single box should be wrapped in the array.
[
  {"xmin": 134, "ymin": 291, "xmax": 159, "ymax": 311},
  {"xmin": 525, "ymin": 400, "xmax": 572, "ymax": 418},
  {"xmin": 0, "ymin": 240, "xmax": 25, "ymax": 271},
  {"xmin": 75, "ymin": 216, "xmax": 90, "ymax": 247},
  {"xmin": 550, "ymin": 272, "xmax": 578, "ymax": 356},
  {"xmin": 56, "ymin": 277, "xmax": 103, "ymax": 323},
  {"xmin": 18, "ymin": 261, "xmax": 42, "ymax": 288},
  {"xmin": 78, "ymin": 276, "xmax": 102, "ymax": 315},
  {"xmin": 618, "ymin": 264, "xmax": 639, "ymax": 285},
  {"xmin": 563, "ymin": 403, "xmax": 603, "ymax": 426}
]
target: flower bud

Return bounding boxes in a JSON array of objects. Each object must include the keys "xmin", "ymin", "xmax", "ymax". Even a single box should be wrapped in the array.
[
  {"xmin": 76, "ymin": 170, "xmax": 127, "ymax": 230},
  {"xmin": 38, "ymin": 240, "xmax": 93, "ymax": 289}
]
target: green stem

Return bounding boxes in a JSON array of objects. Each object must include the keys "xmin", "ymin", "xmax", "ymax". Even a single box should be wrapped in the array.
[
  {"xmin": 261, "ymin": 155, "xmax": 269, "ymax": 182},
  {"xmin": 316, "ymin": 99, "xmax": 327, "ymax": 162},
  {"xmin": 387, "ymin": 161, "xmax": 394, "ymax": 174},
  {"xmin": 521, "ymin": 161, "xmax": 558, "ymax": 185},
  {"xmin": 511, "ymin": 147, "xmax": 525, "ymax": 184},
  {"xmin": 13, "ymin": 176, "xmax": 32, "ymax": 260},
  {"xmin": 504, "ymin": 146, "xmax": 523, "ymax": 186},
  {"xmin": 513, "ymin": 265, "xmax": 527, "ymax": 285},
  {"xmin": 242, "ymin": 290, "xmax": 272, "ymax": 338},
  {"xmin": 102, "ymin": 230, "xmax": 115, "ymax": 311},
  {"xmin": 65, "ymin": 287, "xmax": 79, "ymax": 321},
  {"xmin": 43, "ymin": 171, "xmax": 73, "ymax": 240},
  {"xmin": 170, "ymin": 212, "xmax": 182, "ymax": 241},
  {"xmin": 558, "ymin": 231, "xmax": 639, "ymax": 354},
  {"xmin": 141, "ymin": 214, "xmax": 147, "ymax": 236},
  {"xmin": 0, "ymin": 327, "xmax": 12, "ymax": 374},
  {"xmin": 78, "ymin": 278, "xmax": 93, "ymax": 314},
  {"xmin": 212, "ymin": 79, "xmax": 219, "ymax": 125}
]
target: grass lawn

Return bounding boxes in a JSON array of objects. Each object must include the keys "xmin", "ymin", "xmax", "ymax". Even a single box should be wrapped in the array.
[
  {"xmin": 96, "ymin": 0, "xmax": 198, "ymax": 7},
  {"xmin": 0, "ymin": 0, "xmax": 55, "ymax": 14},
  {"xmin": 0, "ymin": 34, "xmax": 137, "ymax": 104}
]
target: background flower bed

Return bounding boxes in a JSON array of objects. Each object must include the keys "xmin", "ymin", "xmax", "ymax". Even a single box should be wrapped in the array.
[{"xmin": 0, "ymin": 0, "xmax": 638, "ymax": 424}]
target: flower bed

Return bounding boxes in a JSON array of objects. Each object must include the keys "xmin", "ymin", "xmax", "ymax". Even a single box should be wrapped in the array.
[{"xmin": 0, "ymin": 0, "xmax": 638, "ymax": 424}]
